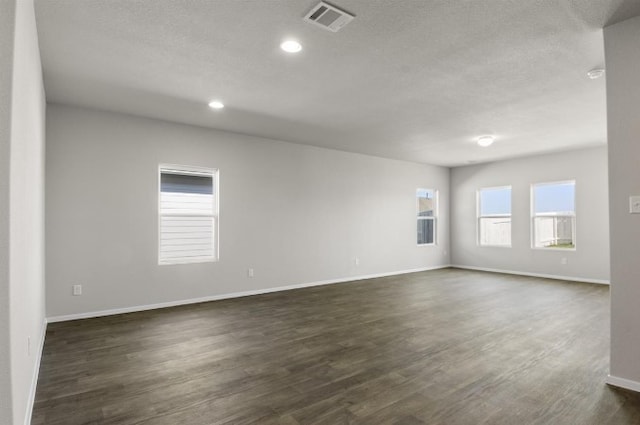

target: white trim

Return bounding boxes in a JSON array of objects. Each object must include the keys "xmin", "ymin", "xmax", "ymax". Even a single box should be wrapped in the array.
[
  {"xmin": 417, "ymin": 242, "xmax": 437, "ymax": 247},
  {"xmin": 450, "ymin": 264, "xmax": 609, "ymax": 285},
  {"xmin": 606, "ymin": 375, "xmax": 640, "ymax": 393},
  {"xmin": 47, "ymin": 265, "xmax": 451, "ymax": 323},
  {"xmin": 159, "ymin": 163, "xmax": 215, "ymax": 175},
  {"xmin": 531, "ymin": 246, "xmax": 577, "ymax": 252},
  {"xmin": 478, "ymin": 244, "xmax": 512, "ymax": 248},
  {"xmin": 24, "ymin": 318, "xmax": 47, "ymax": 425},
  {"xmin": 158, "ymin": 256, "xmax": 218, "ymax": 266}
]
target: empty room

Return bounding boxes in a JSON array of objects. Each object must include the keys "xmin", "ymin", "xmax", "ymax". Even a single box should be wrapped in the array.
[{"xmin": 2, "ymin": 0, "xmax": 640, "ymax": 424}]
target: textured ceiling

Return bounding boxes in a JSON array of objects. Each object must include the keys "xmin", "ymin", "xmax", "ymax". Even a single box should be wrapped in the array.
[{"xmin": 34, "ymin": 0, "xmax": 637, "ymax": 166}]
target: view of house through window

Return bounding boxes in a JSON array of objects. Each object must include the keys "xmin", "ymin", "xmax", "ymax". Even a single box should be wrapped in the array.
[
  {"xmin": 532, "ymin": 181, "xmax": 575, "ymax": 249},
  {"xmin": 417, "ymin": 188, "xmax": 436, "ymax": 245},
  {"xmin": 159, "ymin": 165, "xmax": 218, "ymax": 264},
  {"xmin": 478, "ymin": 186, "xmax": 512, "ymax": 246}
]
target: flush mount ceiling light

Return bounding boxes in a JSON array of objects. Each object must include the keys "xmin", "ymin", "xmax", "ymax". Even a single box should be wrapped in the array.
[
  {"xmin": 587, "ymin": 68, "xmax": 605, "ymax": 79},
  {"xmin": 477, "ymin": 135, "xmax": 495, "ymax": 147},
  {"xmin": 280, "ymin": 40, "xmax": 302, "ymax": 53},
  {"xmin": 208, "ymin": 100, "xmax": 224, "ymax": 109}
]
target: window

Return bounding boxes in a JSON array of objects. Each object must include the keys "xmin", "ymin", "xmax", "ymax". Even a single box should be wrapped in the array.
[
  {"xmin": 417, "ymin": 188, "xmax": 437, "ymax": 245},
  {"xmin": 532, "ymin": 180, "xmax": 575, "ymax": 249},
  {"xmin": 159, "ymin": 165, "xmax": 218, "ymax": 264},
  {"xmin": 478, "ymin": 186, "xmax": 512, "ymax": 247}
]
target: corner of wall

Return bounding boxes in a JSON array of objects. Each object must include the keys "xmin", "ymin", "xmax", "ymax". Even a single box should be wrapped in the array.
[
  {"xmin": 604, "ymin": 13, "xmax": 640, "ymax": 389},
  {"xmin": 9, "ymin": 0, "xmax": 47, "ymax": 423},
  {"xmin": 0, "ymin": 0, "xmax": 17, "ymax": 422}
]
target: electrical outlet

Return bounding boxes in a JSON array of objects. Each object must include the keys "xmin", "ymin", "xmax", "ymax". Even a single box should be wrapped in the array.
[
  {"xmin": 248, "ymin": 268, "xmax": 254, "ymax": 278},
  {"xmin": 561, "ymin": 257, "xmax": 568, "ymax": 265},
  {"xmin": 630, "ymin": 196, "xmax": 640, "ymax": 214},
  {"xmin": 354, "ymin": 257, "xmax": 360, "ymax": 266},
  {"xmin": 72, "ymin": 284, "xmax": 82, "ymax": 296}
]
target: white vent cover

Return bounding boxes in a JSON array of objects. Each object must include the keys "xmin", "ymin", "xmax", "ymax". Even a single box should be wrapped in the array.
[{"xmin": 304, "ymin": 1, "xmax": 354, "ymax": 32}]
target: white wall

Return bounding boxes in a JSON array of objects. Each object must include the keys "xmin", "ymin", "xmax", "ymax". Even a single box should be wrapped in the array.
[
  {"xmin": 604, "ymin": 15, "xmax": 640, "ymax": 389},
  {"xmin": 9, "ymin": 0, "xmax": 46, "ymax": 423},
  {"xmin": 45, "ymin": 104, "xmax": 450, "ymax": 318},
  {"xmin": 450, "ymin": 147, "xmax": 609, "ymax": 283},
  {"xmin": 0, "ymin": 1, "xmax": 17, "ymax": 422},
  {"xmin": 0, "ymin": 0, "xmax": 47, "ymax": 424}
]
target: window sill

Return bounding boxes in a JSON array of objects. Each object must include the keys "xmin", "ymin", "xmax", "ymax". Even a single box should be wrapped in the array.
[
  {"xmin": 159, "ymin": 257, "xmax": 218, "ymax": 265},
  {"xmin": 531, "ymin": 247, "xmax": 576, "ymax": 252},
  {"xmin": 478, "ymin": 244, "xmax": 512, "ymax": 248}
]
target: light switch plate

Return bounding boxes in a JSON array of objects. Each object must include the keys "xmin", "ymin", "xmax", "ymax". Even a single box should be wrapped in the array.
[{"xmin": 630, "ymin": 196, "xmax": 640, "ymax": 214}]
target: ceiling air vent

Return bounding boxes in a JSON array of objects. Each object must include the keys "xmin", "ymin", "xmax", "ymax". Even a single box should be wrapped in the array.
[{"xmin": 304, "ymin": 1, "xmax": 355, "ymax": 32}]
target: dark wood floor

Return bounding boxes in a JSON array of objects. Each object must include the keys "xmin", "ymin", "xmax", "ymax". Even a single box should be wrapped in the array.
[{"xmin": 32, "ymin": 268, "xmax": 640, "ymax": 424}]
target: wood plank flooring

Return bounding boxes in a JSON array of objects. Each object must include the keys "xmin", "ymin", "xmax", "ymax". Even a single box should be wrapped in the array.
[{"xmin": 32, "ymin": 268, "xmax": 640, "ymax": 424}]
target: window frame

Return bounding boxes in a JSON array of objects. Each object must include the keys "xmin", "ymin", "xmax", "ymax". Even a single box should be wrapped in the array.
[
  {"xmin": 416, "ymin": 188, "xmax": 438, "ymax": 246},
  {"xmin": 477, "ymin": 185, "xmax": 512, "ymax": 248},
  {"xmin": 158, "ymin": 164, "xmax": 220, "ymax": 265},
  {"xmin": 530, "ymin": 180, "xmax": 576, "ymax": 251}
]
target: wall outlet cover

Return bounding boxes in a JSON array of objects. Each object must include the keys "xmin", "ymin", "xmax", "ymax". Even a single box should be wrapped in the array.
[{"xmin": 630, "ymin": 196, "xmax": 640, "ymax": 214}]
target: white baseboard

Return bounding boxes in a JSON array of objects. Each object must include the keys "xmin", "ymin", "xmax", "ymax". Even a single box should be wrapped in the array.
[
  {"xmin": 606, "ymin": 375, "xmax": 640, "ymax": 393},
  {"xmin": 47, "ymin": 265, "xmax": 451, "ymax": 323},
  {"xmin": 24, "ymin": 318, "xmax": 47, "ymax": 425},
  {"xmin": 450, "ymin": 264, "xmax": 609, "ymax": 285}
]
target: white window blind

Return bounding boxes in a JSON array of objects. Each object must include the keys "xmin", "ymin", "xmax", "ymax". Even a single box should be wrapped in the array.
[{"xmin": 159, "ymin": 165, "xmax": 218, "ymax": 264}]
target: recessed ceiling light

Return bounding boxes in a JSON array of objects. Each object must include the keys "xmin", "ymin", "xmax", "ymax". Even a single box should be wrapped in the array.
[
  {"xmin": 587, "ymin": 68, "xmax": 605, "ymax": 79},
  {"xmin": 477, "ymin": 135, "xmax": 495, "ymax": 147},
  {"xmin": 280, "ymin": 40, "xmax": 302, "ymax": 53},
  {"xmin": 208, "ymin": 100, "xmax": 224, "ymax": 109}
]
